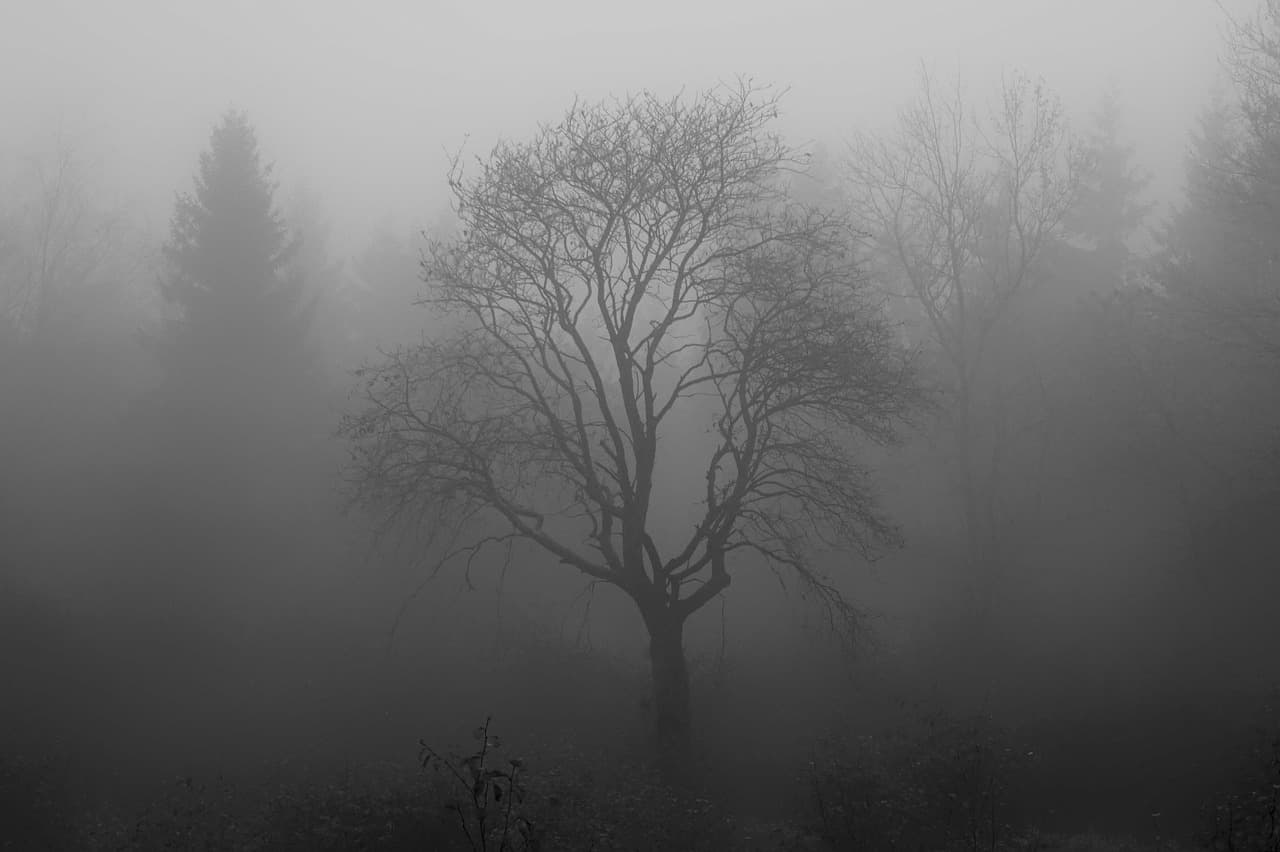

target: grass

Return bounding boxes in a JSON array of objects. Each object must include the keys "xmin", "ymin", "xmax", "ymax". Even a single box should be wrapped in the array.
[{"xmin": 1, "ymin": 707, "xmax": 1272, "ymax": 852}]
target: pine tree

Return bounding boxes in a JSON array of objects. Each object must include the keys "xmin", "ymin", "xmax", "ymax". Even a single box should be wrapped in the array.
[
  {"xmin": 1066, "ymin": 89, "xmax": 1152, "ymax": 281},
  {"xmin": 144, "ymin": 110, "xmax": 326, "ymax": 520},
  {"xmin": 159, "ymin": 110, "xmax": 319, "ymax": 401}
]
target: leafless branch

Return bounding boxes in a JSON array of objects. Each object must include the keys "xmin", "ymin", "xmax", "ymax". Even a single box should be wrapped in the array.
[{"xmin": 341, "ymin": 80, "xmax": 917, "ymax": 642}]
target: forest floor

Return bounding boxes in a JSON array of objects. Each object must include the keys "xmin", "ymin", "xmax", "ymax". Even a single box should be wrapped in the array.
[{"xmin": 0, "ymin": 743, "xmax": 1233, "ymax": 852}]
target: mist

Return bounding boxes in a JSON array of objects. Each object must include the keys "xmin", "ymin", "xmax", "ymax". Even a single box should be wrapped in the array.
[{"xmin": 3, "ymin": 1, "xmax": 1279, "ymax": 849}]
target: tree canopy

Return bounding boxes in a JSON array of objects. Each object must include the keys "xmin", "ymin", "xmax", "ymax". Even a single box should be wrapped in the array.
[{"xmin": 341, "ymin": 82, "xmax": 917, "ymax": 751}]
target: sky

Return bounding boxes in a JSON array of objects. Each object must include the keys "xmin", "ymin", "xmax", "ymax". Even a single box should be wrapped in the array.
[{"xmin": 0, "ymin": 0, "xmax": 1259, "ymax": 251}]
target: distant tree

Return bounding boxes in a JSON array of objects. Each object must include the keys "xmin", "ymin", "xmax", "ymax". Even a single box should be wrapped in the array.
[
  {"xmin": 1156, "ymin": 91, "xmax": 1280, "ymax": 361},
  {"xmin": 346, "ymin": 223, "xmax": 428, "ymax": 360},
  {"xmin": 0, "ymin": 130, "xmax": 147, "ymax": 571},
  {"xmin": 0, "ymin": 135, "xmax": 147, "ymax": 426},
  {"xmin": 0, "ymin": 131, "xmax": 136, "ymax": 349},
  {"xmin": 1015, "ymin": 87, "xmax": 1154, "ymax": 493},
  {"xmin": 1144, "ymin": 19, "xmax": 1280, "ymax": 581},
  {"xmin": 340, "ymin": 83, "xmax": 917, "ymax": 756},
  {"xmin": 1065, "ymin": 87, "xmax": 1153, "ymax": 280},
  {"xmin": 1224, "ymin": 0, "xmax": 1280, "ymax": 145},
  {"xmin": 156, "ymin": 110, "xmax": 320, "ymax": 407},
  {"xmin": 143, "ymin": 109, "xmax": 328, "ymax": 529},
  {"xmin": 845, "ymin": 69, "xmax": 1080, "ymax": 598},
  {"xmin": 1148, "ymin": 0, "xmax": 1280, "ymax": 361}
]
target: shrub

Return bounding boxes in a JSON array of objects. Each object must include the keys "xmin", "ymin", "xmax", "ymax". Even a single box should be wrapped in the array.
[
  {"xmin": 808, "ymin": 705, "xmax": 1032, "ymax": 851},
  {"xmin": 419, "ymin": 717, "xmax": 540, "ymax": 851},
  {"xmin": 417, "ymin": 716, "xmax": 749, "ymax": 850}
]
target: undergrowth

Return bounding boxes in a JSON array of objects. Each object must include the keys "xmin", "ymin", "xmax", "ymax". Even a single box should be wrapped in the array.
[
  {"xmin": 3, "ymin": 704, "xmax": 1274, "ymax": 851},
  {"xmin": 808, "ymin": 706, "xmax": 1033, "ymax": 851}
]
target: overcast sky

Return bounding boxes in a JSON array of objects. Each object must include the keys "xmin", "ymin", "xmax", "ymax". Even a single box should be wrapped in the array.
[{"xmin": 0, "ymin": 0, "xmax": 1257, "ymax": 249}]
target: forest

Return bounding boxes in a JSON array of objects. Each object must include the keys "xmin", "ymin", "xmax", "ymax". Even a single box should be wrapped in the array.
[{"xmin": 2, "ymin": 1, "xmax": 1279, "ymax": 850}]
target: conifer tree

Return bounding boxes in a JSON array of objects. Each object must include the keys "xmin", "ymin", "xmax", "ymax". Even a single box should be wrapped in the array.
[
  {"xmin": 147, "ymin": 110, "xmax": 324, "ymax": 515},
  {"xmin": 1066, "ymin": 89, "xmax": 1152, "ymax": 282},
  {"xmin": 158, "ymin": 110, "xmax": 319, "ymax": 407}
]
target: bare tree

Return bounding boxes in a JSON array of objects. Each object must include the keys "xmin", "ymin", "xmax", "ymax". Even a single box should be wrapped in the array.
[
  {"xmin": 846, "ymin": 69, "xmax": 1079, "ymax": 595},
  {"xmin": 0, "ymin": 129, "xmax": 146, "ymax": 580},
  {"xmin": 0, "ymin": 130, "xmax": 131, "ymax": 348},
  {"xmin": 340, "ymin": 82, "xmax": 916, "ymax": 755},
  {"xmin": 1164, "ymin": 2, "xmax": 1280, "ymax": 361},
  {"xmin": 1223, "ymin": 0, "xmax": 1280, "ymax": 141}
]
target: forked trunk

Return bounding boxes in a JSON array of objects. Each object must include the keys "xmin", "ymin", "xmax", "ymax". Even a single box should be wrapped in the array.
[{"xmin": 645, "ymin": 610, "xmax": 691, "ymax": 757}]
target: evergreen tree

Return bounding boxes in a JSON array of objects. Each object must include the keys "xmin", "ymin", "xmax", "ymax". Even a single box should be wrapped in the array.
[
  {"xmin": 158, "ymin": 110, "xmax": 319, "ymax": 402},
  {"xmin": 1065, "ymin": 88, "xmax": 1153, "ymax": 282},
  {"xmin": 1142, "ymin": 84, "xmax": 1280, "ymax": 589},
  {"xmin": 1155, "ymin": 94, "xmax": 1280, "ymax": 360},
  {"xmin": 144, "ymin": 110, "xmax": 326, "ymax": 522},
  {"xmin": 1156, "ymin": 3, "xmax": 1280, "ymax": 360}
]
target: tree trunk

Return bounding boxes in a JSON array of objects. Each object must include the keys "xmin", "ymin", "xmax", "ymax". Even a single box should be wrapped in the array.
[{"xmin": 644, "ymin": 610, "xmax": 691, "ymax": 757}]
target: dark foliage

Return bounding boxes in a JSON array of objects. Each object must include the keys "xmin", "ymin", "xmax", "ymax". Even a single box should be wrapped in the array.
[{"xmin": 808, "ymin": 705, "xmax": 1033, "ymax": 852}]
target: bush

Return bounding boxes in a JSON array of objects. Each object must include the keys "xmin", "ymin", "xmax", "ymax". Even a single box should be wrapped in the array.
[
  {"xmin": 419, "ymin": 717, "xmax": 540, "ymax": 851},
  {"xmin": 808, "ymin": 705, "xmax": 1032, "ymax": 851},
  {"xmin": 418, "ymin": 718, "xmax": 740, "ymax": 851},
  {"xmin": 531, "ymin": 754, "xmax": 732, "ymax": 850}
]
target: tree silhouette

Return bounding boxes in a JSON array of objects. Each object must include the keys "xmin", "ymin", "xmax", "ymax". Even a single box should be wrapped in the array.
[
  {"xmin": 144, "ymin": 110, "xmax": 325, "ymax": 528},
  {"xmin": 846, "ymin": 70, "xmax": 1080, "ymax": 602},
  {"xmin": 340, "ymin": 82, "xmax": 917, "ymax": 755},
  {"xmin": 158, "ymin": 110, "xmax": 319, "ymax": 402}
]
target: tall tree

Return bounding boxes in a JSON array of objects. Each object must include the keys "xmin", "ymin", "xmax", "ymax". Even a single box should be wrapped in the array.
[
  {"xmin": 1149, "ymin": 1, "xmax": 1280, "ymax": 362},
  {"xmin": 846, "ymin": 70, "xmax": 1080, "ymax": 600},
  {"xmin": 1018, "ymin": 87, "xmax": 1153, "ymax": 500},
  {"xmin": 1066, "ymin": 87, "xmax": 1153, "ymax": 281},
  {"xmin": 1146, "ymin": 7, "xmax": 1280, "ymax": 584},
  {"xmin": 0, "ymin": 131, "xmax": 135, "ymax": 349},
  {"xmin": 157, "ymin": 110, "xmax": 319, "ymax": 406},
  {"xmin": 1157, "ymin": 96, "xmax": 1280, "ymax": 359},
  {"xmin": 143, "ymin": 109, "xmax": 326, "ymax": 534},
  {"xmin": 340, "ymin": 83, "xmax": 917, "ymax": 755},
  {"xmin": 0, "ymin": 131, "xmax": 147, "ymax": 579}
]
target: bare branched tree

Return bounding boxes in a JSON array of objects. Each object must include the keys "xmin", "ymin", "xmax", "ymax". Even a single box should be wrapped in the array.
[
  {"xmin": 846, "ymin": 69, "xmax": 1080, "ymax": 594},
  {"xmin": 0, "ymin": 131, "xmax": 130, "ymax": 348},
  {"xmin": 1224, "ymin": 0, "xmax": 1280, "ymax": 139},
  {"xmin": 1168, "ymin": 1, "xmax": 1280, "ymax": 360},
  {"xmin": 340, "ymin": 82, "xmax": 917, "ymax": 754}
]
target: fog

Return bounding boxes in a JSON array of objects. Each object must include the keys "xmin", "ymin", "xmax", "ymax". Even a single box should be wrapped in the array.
[
  {"xmin": 0, "ymin": 0, "xmax": 1247, "ymax": 238},
  {"xmin": 3, "ymin": 1, "xmax": 1279, "ymax": 849}
]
